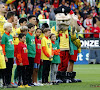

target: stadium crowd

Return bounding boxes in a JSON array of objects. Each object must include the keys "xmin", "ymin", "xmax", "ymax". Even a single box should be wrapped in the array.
[{"xmin": 0, "ymin": 0, "xmax": 100, "ymax": 88}]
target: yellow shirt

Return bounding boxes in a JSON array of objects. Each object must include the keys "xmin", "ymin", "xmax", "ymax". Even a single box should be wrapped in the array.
[
  {"xmin": 0, "ymin": 15, "xmax": 7, "ymax": 36},
  {"xmin": 41, "ymin": 36, "xmax": 52, "ymax": 60},
  {"xmin": 60, "ymin": 30, "xmax": 69, "ymax": 50},
  {"xmin": 11, "ymin": 27, "xmax": 19, "ymax": 45},
  {"xmin": 39, "ymin": 33, "xmax": 44, "ymax": 39},
  {"xmin": 16, "ymin": 27, "xmax": 21, "ymax": 34},
  {"xmin": 0, "ymin": 45, "xmax": 6, "ymax": 69},
  {"xmin": 10, "ymin": 27, "xmax": 16, "ymax": 36}
]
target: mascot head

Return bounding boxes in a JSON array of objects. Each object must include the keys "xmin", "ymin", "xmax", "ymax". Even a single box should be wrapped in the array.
[
  {"xmin": 54, "ymin": 5, "xmax": 81, "ymax": 33},
  {"xmin": 54, "ymin": 5, "xmax": 71, "ymax": 32}
]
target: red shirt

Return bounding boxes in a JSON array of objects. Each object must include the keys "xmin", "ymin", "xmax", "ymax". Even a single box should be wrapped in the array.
[
  {"xmin": 53, "ymin": 0, "xmax": 59, "ymax": 8},
  {"xmin": 85, "ymin": 29, "xmax": 90, "ymax": 38},
  {"xmin": 34, "ymin": 37, "xmax": 41, "ymax": 64},
  {"xmin": 16, "ymin": 42, "xmax": 29, "ymax": 65},
  {"xmin": 91, "ymin": 27, "xmax": 100, "ymax": 38},
  {"xmin": 93, "ymin": 12, "xmax": 97, "ymax": 17}
]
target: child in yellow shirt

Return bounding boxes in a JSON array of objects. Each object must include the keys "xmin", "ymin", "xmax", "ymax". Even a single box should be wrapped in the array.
[
  {"xmin": 0, "ymin": 35, "xmax": 7, "ymax": 88},
  {"xmin": 41, "ymin": 28, "xmax": 53, "ymax": 84}
]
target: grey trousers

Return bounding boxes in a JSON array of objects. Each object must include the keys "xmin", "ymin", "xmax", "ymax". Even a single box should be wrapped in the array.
[{"xmin": 50, "ymin": 63, "xmax": 58, "ymax": 82}]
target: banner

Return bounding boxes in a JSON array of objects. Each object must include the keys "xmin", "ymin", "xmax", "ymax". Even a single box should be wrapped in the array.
[
  {"xmin": 80, "ymin": 38, "xmax": 100, "ymax": 49},
  {"xmin": 75, "ymin": 49, "xmax": 89, "ymax": 64}
]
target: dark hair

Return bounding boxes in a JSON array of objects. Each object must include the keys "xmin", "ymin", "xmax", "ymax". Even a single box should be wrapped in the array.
[
  {"xmin": 18, "ymin": 33, "xmax": 26, "ymax": 39},
  {"xmin": 7, "ymin": 11, "xmax": 15, "ymax": 19},
  {"xmin": 28, "ymin": 15, "xmax": 36, "ymax": 21},
  {"xmin": 50, "ymin": 33, "xmax": 55, "ymax": 38},
  {"xmin": 36, "ymin": 28, "xmax": 41, "ymax": 31},
  {"xmin": 27, "ymin": 23, "xmax": 35, "ymax": 29},
  {"xmin": 43, "ymin": 28, "xmax": 51, "ymax": 33},
  {"xmin": 19, "ymin": 18, "xmax": 27, "ymax": 24},
  {"xmin": 41, "ymin": 23, "xmax": 49, "ymax": 33},
  {"xmin": 42, "ymin": 23, "xmax": 49, "ymax": 28}
]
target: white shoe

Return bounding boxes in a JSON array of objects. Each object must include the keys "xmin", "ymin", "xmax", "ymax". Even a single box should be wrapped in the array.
[
  {"xmin": 0, "ymin": 79, "xmax": 3, "ymax": 88},
  {"xmin": 33, "ymin": 83, "xmax": 39, "ymax": 86},
  {"xmin": 37, "ymin": 83, "xmax": 44, "ymax": 86}
]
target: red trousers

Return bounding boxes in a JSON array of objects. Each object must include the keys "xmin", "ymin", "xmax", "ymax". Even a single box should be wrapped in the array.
[{"xmin": 58, "ymin": 51, "xmax": 70, "ymax": 71}]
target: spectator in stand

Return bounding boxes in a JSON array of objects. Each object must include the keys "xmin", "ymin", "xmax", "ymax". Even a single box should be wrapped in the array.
[
  {"xmin": 19, "ymin": 10, "xmax": 27, "ymax": 18},
  {"xmin": 38, "ymin": 11, "xmax": 45, "ymax": 20},
  {"xmin": 78, "ymin": 0, "xmax": 84, "ymax": 10},
  {"xmin": 53, "ymin": 0, "xmax": 59, "ymax": 9},
  {"xmin": 17, "ymin": 1, "xmax": 21, "ymax": 15},
  {"xmin": 20, "ymin": 3, "xmax": 25, "ymax": 12},
  {"xmin": 85, "ymin": 26, "xmax": 91, "ymax": 38},
  {"xmin": 34, "ymin": 3, "xmax": 37, "ymax": 9},
  {"xmin": 70, "ymin": 1, "xmax": 77, "ymax": 10},
  {"xmin": 84, "ymin": 1, "xmax": 90, "ymax": 10},
  {"xmin": 95, "ymin": 17, "xmax": 100, "ymax": 28},
  {"xmin": 49, "ymin": 6, "xmax": 55, "ymax": 21},
  {"xmin": 62, "ymin": 0, "xmax": 65, "ymax": 5},
  {"xmin": 91, "ymin": 23, "xmax": 100, "ymax": 38},
  {"xmin": 92, "ymin": 9, "xmax": 98, "ymax": 17},
  {"xmin": 27, "ymin": 0, "xmax": 32, "ymax": 10},
  {"xmin": 43, "ymin": 3, "xmax": 49, "ymax": 12},
  {"xmin": 65, "ymin": 3, "xmax": 70, "ymax": 7},
  {"xmin": 45, "ymin": 12, "xmax": 49, "ymax": 19},
  {"xmin": 83, "ymin": 15, "xmax": 93, "ymax": 29},
  {"xmin": 28, "ymin": 4, "xmax": 33, "ymax": 15},
  {"xmin": 78, "ymin": 25, "xmax": 85, "ymax": 38},
  {"xmin": 82, "ymin": 9, "xmax": 88, "ymax": 19}
]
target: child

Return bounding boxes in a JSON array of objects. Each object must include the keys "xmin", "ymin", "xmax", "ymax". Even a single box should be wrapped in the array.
[
  {"xmin": 50, "ymin": 33, "xmax": 60, "ymax": 85},
  {"xmin": 41, "ymin": 28, "xmax": 53, "ymax": 84},
  {"xmin": 0, "ymin": 35, "xmax": 6, "ymax": 88},
  {"xmin": 32, "ymin": 28, "xmax": 43, "ymax": 86},
  {"xmin": 12, "ymin": 25, "xmax": 28, "ymax": 86},
  {"xmin": 1, "ymin": 23, "xmax": 17, "ymax": 88},
  {"xmin": 16, "ymin": 33, "xmax": 30, "ymax": 88},
  {"xmin": 38, "ymin": 23, "xmax": 49, "ymax": 82},
  {"xmin": 20, "ymin": 26, "xmax": 28, "ymax": 35},
  {"xmin": 26, "ymin": 23, "xmax": 36, "ymax": 86},
  {"xmin": 16, "ymin": 18, "xmax": 27, "ymax": 34}
]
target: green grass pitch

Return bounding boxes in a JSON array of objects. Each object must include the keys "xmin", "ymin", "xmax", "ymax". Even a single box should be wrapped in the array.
[{"xmin": 2, "ymin": 64, "xmax": 100, "ymax": 90}]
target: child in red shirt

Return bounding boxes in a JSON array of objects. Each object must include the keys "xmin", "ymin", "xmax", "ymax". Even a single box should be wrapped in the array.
[
  {"xmin": 91, "ymin": 24, "xmax": 100, "ymax": 38},
  {"xmin": 85, "ymin": 26, "xmax": 91, "ymax": 38},
  {"xmin": 32, "ymin": 28, "xmax": 43, "ymax": 86},
  {"xmin": 16, "ymin": 33, "xmax": 30, "ymax": 88}
]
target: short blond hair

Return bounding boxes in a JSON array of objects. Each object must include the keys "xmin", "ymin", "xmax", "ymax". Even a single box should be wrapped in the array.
[
  {"xmin": 20, "ymin": 26, "xmax": 28, "ymax": 32},
  {"xmin": 3, "ymin": 23, "xmax": 12, "ymax": 30}
]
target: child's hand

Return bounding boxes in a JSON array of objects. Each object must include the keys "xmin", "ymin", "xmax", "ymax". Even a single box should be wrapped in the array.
[
  {"xmin": 49, "ymin": 55, "xmax": 53, "ymax": 59},
  {"xmin": 5, "ymin": 56, "xmax": 8, "ymax": 62},
  {"xmin": 20, "ymin": 63, "xmax": 23, "ymax": 66}
]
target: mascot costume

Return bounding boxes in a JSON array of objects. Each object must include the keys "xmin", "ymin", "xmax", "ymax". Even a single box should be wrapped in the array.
[{"xmin": 51, "ymin": 5, "xmax": 82, "ymax": 83}]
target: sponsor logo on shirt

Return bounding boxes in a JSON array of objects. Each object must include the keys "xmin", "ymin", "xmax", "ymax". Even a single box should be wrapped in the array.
[
  {"xmin": 23, "ymin": 47, "xmax": 28, "ymax": 53},
  {"xmin": 53, "ymin": 47, "xmax": 57, "ymax": 50},
  {"xmin": 31, "ymin": 39, "xmax": 35, "ymax": 44},
  {"xmin": 47, "ymin": 43, "xmax": 50, "ymax": 48},
  {"xmin": 9, "ymin": 39, "xmax": 13, "ymax": 45},
  {"xmin": 37, "ymin": 43, "xmax": 41, "ymax": 49}
]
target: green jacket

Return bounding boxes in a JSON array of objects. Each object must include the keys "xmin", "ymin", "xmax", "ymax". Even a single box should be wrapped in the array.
[
  {"xmin": 51, "ymin": 41, "xmax": 61, "ymax": 64},
  {"xmin": 1, "ymin": 33, "xmax": 14, "ymax": 58},
  {"xmin": 26, "ymin": 33, "xmax": 36, "ymax": 58}
]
